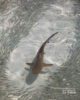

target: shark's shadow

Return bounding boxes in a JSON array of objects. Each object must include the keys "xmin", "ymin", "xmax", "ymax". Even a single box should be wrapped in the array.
[
  {"xmin": 25, "ymin": 67, "xmax": 47, "ymax": 85},
  {"xmin": 25, "ymin": 67, "xmax": 39, "ymax": 85},
  {"xmin": 25, "ymin": 32, "xmax": 58, "ymax": 85}
]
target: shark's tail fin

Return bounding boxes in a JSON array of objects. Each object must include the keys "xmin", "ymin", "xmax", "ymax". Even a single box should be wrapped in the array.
[
  {"xmin": 41, "ymin": 32, "xmax": 58, "ymax": 48},
  {"xmin": 38, "ymin": 32, "xmax": 58, "ymax": 53},
  {"xmin": 43, "ymin": 32, "xmax": 58, "ymax": 45}
]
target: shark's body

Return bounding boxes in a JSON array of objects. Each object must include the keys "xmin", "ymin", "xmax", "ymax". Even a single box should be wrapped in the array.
[{"xmin": 26, "ymin": 32, "xmax": 58, "ymax": 74}]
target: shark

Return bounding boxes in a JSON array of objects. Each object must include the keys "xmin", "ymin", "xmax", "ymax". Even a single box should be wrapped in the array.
[{"xmin": 26, "ymin": 32, "xmax": 58, "ymax": 74}]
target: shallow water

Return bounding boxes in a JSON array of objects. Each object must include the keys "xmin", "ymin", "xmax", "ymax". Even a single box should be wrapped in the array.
[{"xmin": 0, "ymin": 0, "xmax": 80, "ymax": 100}]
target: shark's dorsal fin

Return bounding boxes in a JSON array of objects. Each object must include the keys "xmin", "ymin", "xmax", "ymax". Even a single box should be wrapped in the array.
[
  {"xmin": 26, "ymin": 63, "xmax": 33, "ymax": 66},
  {"xmin": 43, "ymin": 63, "xmax": 53, "ymax": 67}
]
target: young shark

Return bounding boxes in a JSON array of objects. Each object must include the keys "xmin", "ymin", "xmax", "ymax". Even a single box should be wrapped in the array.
[{"xmin": 26, "ymin": 32, "xmax": 58, "ymax": 74}]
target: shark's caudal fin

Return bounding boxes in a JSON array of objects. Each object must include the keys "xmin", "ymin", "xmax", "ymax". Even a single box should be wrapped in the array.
[
  {"xmin": 38, "ymin": 32, "xmax": 58, "ymax": 53},
  {"xmin": 43, "ymin": 32, "xmax": 58, "ymax": 46}
]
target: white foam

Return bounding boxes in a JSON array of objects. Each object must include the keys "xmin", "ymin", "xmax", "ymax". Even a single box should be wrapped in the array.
[{"xmin": 6, "ymin": 3, "xmax": 76, "ymax": 98}]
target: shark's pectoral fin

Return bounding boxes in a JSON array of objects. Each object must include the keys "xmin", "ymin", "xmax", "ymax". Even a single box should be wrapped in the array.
[
  {"xmin": 26, "ymin": 63, "xmax": 33, "ymax": 66},
  {"xmin": 43, "ymin": 63, "xmax": 53, "ymax": 67}
]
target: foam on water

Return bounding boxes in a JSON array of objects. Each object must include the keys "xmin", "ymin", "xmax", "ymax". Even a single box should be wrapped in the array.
[{"xmin": 5, "ymin": 2, "xmax": 77, "ymax": 99}]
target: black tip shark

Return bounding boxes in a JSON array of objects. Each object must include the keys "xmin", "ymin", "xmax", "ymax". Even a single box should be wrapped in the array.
[{"xmin": 26, "ymin": 32, "xmax": 58, "ymax": 74}]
